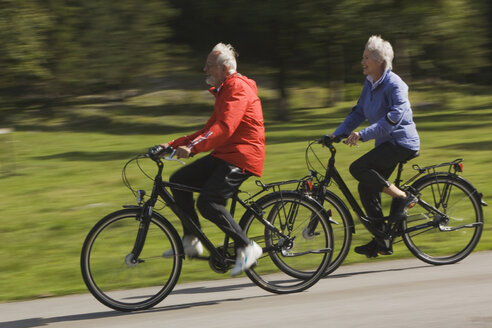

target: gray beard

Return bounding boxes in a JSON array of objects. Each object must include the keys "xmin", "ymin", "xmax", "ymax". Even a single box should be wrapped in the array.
[{"xmin": 206, "ymin": 76, "xmax": 215, "ymax": 86}]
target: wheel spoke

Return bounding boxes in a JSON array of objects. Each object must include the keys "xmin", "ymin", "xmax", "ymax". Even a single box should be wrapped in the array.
[
  {"xmin": 241, "ymin": 192, "xmax": 333, "ymax": 293},
  {"xmin": 81, "ymin": 209, "xmax": 182, "ymax": 311},
  {"xmin": 403, "ymin": 176, "xmax": 483, "ymax": 265}
]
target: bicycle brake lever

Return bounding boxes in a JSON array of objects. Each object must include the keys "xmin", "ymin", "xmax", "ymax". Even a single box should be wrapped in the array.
[{"xmin": 164, "ymin": 149, "xmax": 185, "ymax": 165}]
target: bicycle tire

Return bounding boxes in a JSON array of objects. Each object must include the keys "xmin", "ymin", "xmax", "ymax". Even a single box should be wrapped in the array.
[
  {"xmin": 313, "ymin": 189, "xmax": 354, "ymax": 276},
  {"xmin": 239, "ymin": 191, "xmax": 333, "ymax": 293},
  {"xmin": 402, "ymin": 174, "xmax": 483, "ymax": 265},
  {"xmin": 81, "ymin": 208, "xmax": 183, "ymax": 312}
]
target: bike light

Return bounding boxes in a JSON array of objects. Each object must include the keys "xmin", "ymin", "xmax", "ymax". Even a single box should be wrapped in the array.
[{"xmin": 455, "ymin": 163, "xmax": 464, "ymax": 172}]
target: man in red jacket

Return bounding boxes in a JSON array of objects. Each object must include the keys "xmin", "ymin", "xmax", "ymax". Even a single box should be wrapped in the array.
[{"xmin": 161, "ymin": 43, "xmax": 265, "ymax": 276}]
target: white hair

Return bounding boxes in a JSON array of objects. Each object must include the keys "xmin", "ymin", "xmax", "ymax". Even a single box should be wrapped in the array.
[
  {"xmin": 212, "ymin": 43, "xmax": 238, "ymax": 74},
  {"xmin": 365, "ymin": 35, "xmax": 394, "ymax": 71}
]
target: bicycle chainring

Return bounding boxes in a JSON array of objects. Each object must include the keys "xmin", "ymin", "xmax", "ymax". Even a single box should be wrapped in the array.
[{"xmin": 208, "ymin": 246, "xmax": 233, "ymax": 273}]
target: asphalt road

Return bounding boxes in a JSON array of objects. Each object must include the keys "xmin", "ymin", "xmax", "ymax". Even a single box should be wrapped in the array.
[{"xmin": 2, "ymin": 251, "xmax": 492, "ymax": 328}]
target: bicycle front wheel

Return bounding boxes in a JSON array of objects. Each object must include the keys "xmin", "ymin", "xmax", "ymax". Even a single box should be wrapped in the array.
[
  {"xmin": 316, "ymin": 190, "xmax": 353, "ymax": 276},
  {"xmin": 402, "ymin": 175, "xmax": 483, "ymax": 265},
  {"xmin": 81, "ymin": 208, "xmax": 182, "ymax": 311},
  {"xmin": 240, "ymin": 191, "xmax": 333, "ymax": 294}
]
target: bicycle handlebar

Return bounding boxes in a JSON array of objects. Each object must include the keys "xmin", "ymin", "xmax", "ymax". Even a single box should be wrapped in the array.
[
  {"xmin": 148, "ymin": 145, "xmax": 173, "ymax": 159},
  {"xmin": 147, "ymin": 145, "xmax": 193, "ymax": 164},
  {"xmin": 318, "ymin": 134, "xmax": 347, "ymax": 146}
]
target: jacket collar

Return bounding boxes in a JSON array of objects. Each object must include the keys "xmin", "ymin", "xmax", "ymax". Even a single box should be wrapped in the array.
[
  {"xmin": 209, "ymin": 73, "xmax": 241, "ymax": 94},
  {"xmin": 367, "ymin": 69, "xmax": 391, "ymax": 90}
]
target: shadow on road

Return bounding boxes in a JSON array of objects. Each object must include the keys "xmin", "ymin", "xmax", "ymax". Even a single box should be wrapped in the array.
[
  {"xmin": 328, "ymin": 263, "xmax": 430, "ymax": 279},
  {"xmin": 0, "ymin": 265, "xmax": 430, "ymax": 328},
  {"xmin": 0, "ymin": 282, "xmax": 269, "ymax": 328}
]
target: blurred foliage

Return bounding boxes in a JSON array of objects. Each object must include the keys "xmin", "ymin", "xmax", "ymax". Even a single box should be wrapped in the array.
[
  {"xmin": 0, "ymin": 0, "xmax": 491, "ymax": 120},
  {"xmin": 0, "ymin": 0, "xmax": 176, "ymax": 113}
]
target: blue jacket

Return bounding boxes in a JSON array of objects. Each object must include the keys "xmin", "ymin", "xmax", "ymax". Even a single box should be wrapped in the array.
[{"xmin": 333, "ymin": 70, "xmax": 420, "ymax": 151}]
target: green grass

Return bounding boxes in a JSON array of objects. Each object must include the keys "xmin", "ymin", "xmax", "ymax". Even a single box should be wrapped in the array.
[{"xmin": 0, "ymin": 80, "xmax": 491, "ymax": 302}]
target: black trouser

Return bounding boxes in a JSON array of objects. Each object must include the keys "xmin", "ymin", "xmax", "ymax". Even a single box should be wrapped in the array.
[
  {"xmin": 349, "ymin": 142, "xmax": 417, "ymax": 223},
  {"xmin": 170, "ymin": 155, "xmax": 252, "ymax": 247}
]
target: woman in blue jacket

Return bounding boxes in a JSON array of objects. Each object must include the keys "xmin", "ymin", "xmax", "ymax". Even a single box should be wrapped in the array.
[{"xmin": 329, "ymin": 35, "xmax": 420, "ymax": 258}]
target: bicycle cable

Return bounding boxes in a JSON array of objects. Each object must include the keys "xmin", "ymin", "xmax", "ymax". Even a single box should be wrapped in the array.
[
  {"xmin": 305, "ymin": 140, "xmax": 327, "ymax": 181},
  {"xmin": 121, "ymin": 154, "xmax": 165, "ymax": 208}
]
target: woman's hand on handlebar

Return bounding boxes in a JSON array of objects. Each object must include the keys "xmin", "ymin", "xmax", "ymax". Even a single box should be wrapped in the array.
[{"xmin": 344, "ymin": 132, "xmax": 361, "ymax": 147}]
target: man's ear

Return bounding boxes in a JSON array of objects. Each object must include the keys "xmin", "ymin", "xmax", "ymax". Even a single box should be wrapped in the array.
[{"xmin": 221, "ymin": 64, "xmax": 229, "ymax": 74}]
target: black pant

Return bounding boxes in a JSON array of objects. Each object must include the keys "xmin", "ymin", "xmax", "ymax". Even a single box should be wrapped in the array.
[
  {"xmin": 170, "ymin": 155, "xmax": 252, "ymax": 247},
  {"xmin": 349, "ymin": 142, "xmax": 417, "ymax": 221}
]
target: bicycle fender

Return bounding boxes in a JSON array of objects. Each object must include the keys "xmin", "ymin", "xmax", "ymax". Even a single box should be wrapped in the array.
[
  {"xmin": 320, "ymin": 189, "xmax": 356, "ymax": 234},
  {"xmin": 411, "ymin": 173, "xmax": 486, "ymax": 209},
  {"xmin": 238, "ymin": 190, "xmax": 320, "ymax": 229}
]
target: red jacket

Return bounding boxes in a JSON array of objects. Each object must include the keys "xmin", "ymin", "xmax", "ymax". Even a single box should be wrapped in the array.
[{"xmin": 170, "ymin": 73, "xmax": 265, "ymax": 176}]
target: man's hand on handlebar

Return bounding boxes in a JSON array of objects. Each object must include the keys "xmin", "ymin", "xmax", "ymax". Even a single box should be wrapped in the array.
[
  {"xmin": 174, "ymin": 146, "xmax": 192, "ymax": 159},
  {"xmin": 156, "ymin": 143, "xmax": 192, "ymax": 159}
]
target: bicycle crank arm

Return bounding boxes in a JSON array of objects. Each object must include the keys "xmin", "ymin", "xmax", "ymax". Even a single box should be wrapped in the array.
[
  {"xmin": 281, "ymin": 248, "xmax": 332, "ymax": 257},
  {"xmin": 440, "ymin": 222, "xmax": 483, "ymax": 232}
]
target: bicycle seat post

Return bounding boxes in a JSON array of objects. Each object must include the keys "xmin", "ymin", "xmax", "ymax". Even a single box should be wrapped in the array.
[{"xmin": 394, "ymin": 162, "xmax": 404, "ymax": 188}]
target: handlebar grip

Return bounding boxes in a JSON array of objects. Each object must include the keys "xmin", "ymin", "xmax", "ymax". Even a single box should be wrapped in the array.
[
  {"xmin": 148, "ymin": 145, "xmax": 173, "ymax": 157},
  {"xmin": 318, "ymin": 134, "xmax": 347, "ymax": 146}
]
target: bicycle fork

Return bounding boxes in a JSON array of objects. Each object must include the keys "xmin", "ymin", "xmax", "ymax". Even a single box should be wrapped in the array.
[{"xmin": 123, "ymin": 202, "xmax": 155, "ymax": 267}]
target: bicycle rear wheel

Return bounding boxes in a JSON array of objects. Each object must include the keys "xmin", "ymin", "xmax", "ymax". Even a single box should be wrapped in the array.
[
  {"xmin": 402, "ymin": 175, "xmax": 483, "ymax": 265},
  {"xmin": 240, "ymin": 191, "xmax": 333, "ymax": 293},
  {"xmin": 81, "ymin": 208, "xmax": 182, "ymax": 311}
]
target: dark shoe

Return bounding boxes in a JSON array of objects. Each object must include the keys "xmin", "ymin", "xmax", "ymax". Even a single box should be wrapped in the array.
[
  {"xmin": 355, "ymin": 238, "xmax": 393, "ymax": 258},
  {"xmin": 390, "ymin": 192, "xmax": 418, "ymax": 220},
  {"xmin": 354, "ymin": 239, "xmax": 379, "ymax": 258},
  {"xmin": 376, "ymin": 238, "xmax": 393, "ymax": 255}
]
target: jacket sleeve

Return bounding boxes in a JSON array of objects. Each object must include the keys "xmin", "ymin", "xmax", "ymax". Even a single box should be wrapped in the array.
[
  {"xmin": 333, "ymin": 89, "xmax": 367, "ymax": 137},
  {"xmin": 359, "ymin": 82, "xmax": 410, "ymax": 141},
  {"xmin": 168, "ymin": 113, "xmax": 215, "ymax": 148}
]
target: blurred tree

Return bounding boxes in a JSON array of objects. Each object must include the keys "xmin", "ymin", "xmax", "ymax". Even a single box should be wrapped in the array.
[
  {"xmin": 170, "ymin": 0, "xmax": 489, "ymax": 119},
  {"xmin": 0, "ymin": 0, "xmax": 176, "ymax": 117},
  {"xmin": 1, "ymin": 0, "xmax": 490, "ymax": 121},
  {"xmin": 0, "ymin": 1, "xmax": 52, "ymax": 108},
  {"xmin": 343, "ymin": 0, "xmax": 490, "ymax": 83},
  {"xmin": 170, "ymin": 0, "xmax": 346, "ymax": 120},
  {"xmin": 46, "ymin": 0, "xmax": 176, "ymax": 95}
]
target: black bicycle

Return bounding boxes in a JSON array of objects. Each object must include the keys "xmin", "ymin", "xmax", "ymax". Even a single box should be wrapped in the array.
[
  {"xmin": 80, "ymin": 146, "xmax": 333, "ymax": 312},
  {"xmin": 289, "ymin": 136, "xmax": 485, "ymax": 275}
]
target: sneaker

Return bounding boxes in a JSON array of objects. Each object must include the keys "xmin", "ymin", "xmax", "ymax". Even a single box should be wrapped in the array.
[
  {"xmin": 390, "ymin": 192, "xmax": 418, "ymax": 220},
  {"xmin": 230, "ymin": 241, "xmax": 263, "ymax": 277},
  {"xmin": 162, "ymin": 235, "xmax": 203, "ymax": 258}
]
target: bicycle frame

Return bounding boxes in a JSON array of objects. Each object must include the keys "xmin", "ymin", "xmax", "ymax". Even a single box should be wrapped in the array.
[
  {"xmin": 309, "ymin": 142, "xmax": 366, "ymax": 225},
  {"xmin": 305, "ymin": 140, "xmax": 482, "ymax": 239},
  {"xmin": 127, "ymin": 154, "xmax": 297, "ymax": 268}
]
